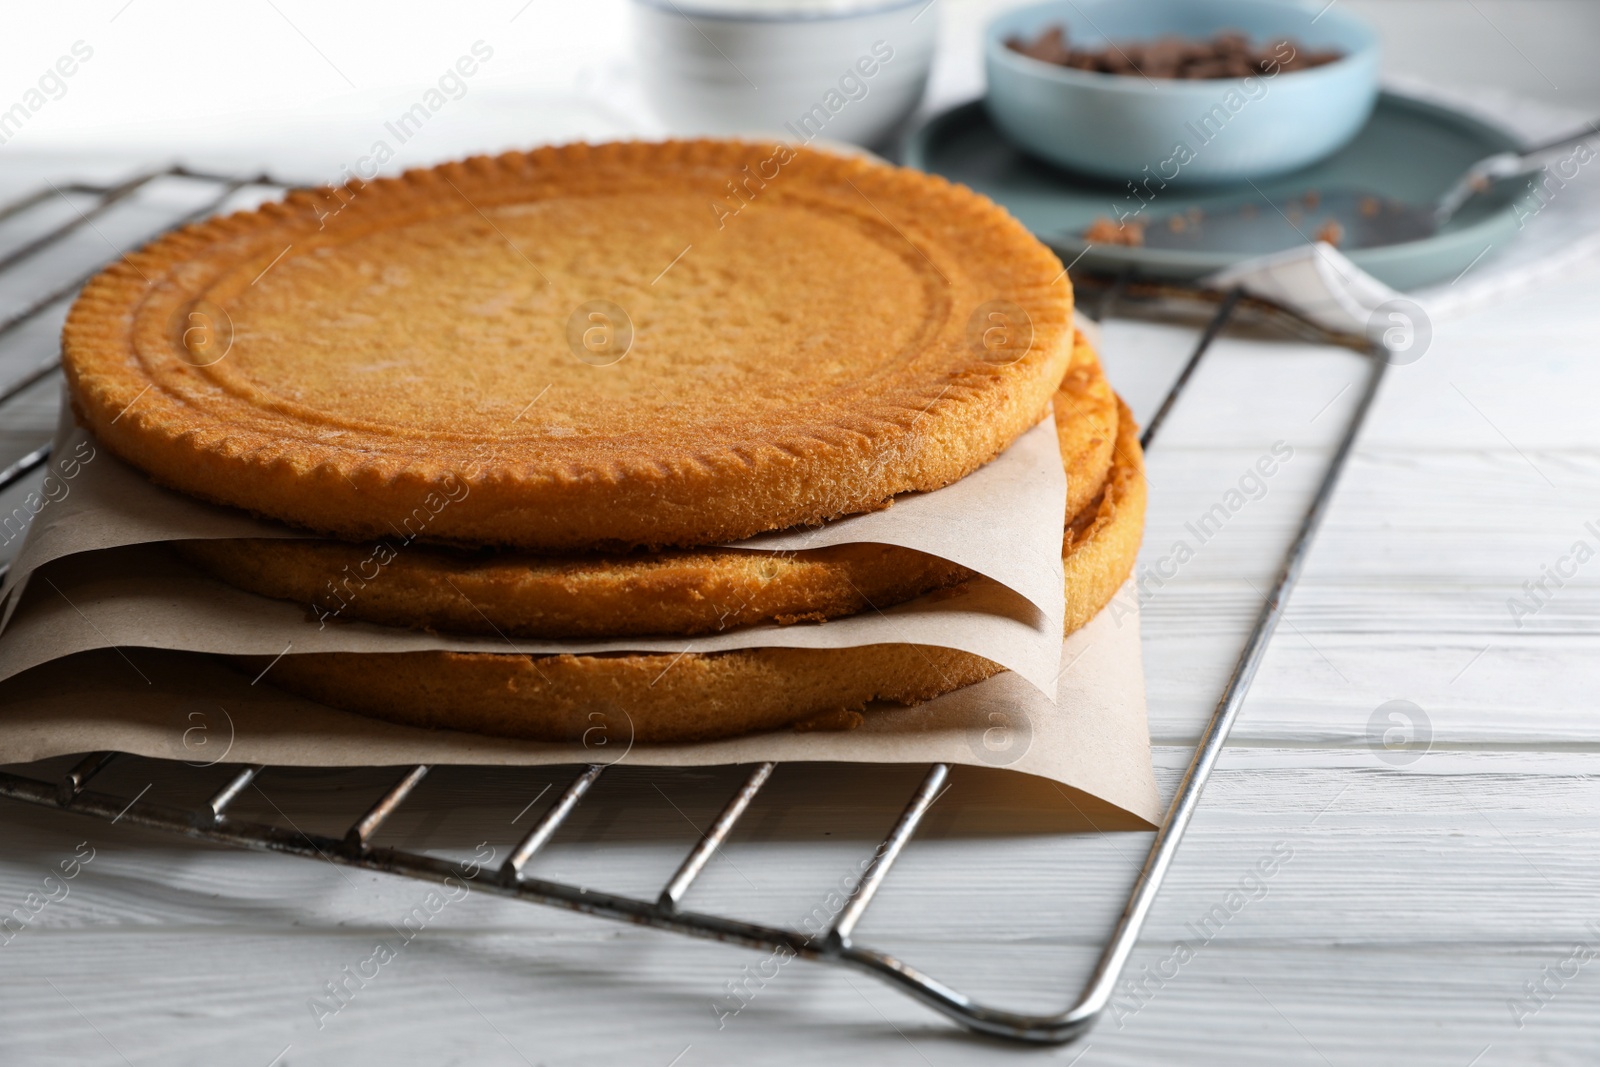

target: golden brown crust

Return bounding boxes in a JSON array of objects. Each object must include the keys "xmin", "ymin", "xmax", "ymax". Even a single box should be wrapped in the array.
[
  {"xmin": 179, "ymin": 538, "xmax": 969, "ymax": 638},
  {"xmin": 1056, "ymin": 331, "xmax": 1118, "ymax": 521},
  {"xmin": 1062, "ymin": 396, "xmax": 1146, "ymax": 635},
  {"xmin": 257, "ymin": 644, "xmax": 1005, "ymax": 744},
  {"xmin": 176, "ymin": 335, "xmax": 1117, "ymax": 638},
  {"xmin": 62, "ymin": 140, "xmax": 1073, "ymax": 551}
]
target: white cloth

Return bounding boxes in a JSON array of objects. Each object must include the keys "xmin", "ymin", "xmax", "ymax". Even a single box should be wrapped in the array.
[{"xmin": 1201, "ymin": 242, "xmax": 1402, "ymax": 337}]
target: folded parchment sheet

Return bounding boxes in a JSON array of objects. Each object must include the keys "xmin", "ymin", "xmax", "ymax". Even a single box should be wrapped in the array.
[
  {"xmin": 2, "ymin": 407, "xmax": 1068, "ymax": 692},
  {"xmin": 0, "ymin": 583, "xmax": 1160, "ymax": 828}
]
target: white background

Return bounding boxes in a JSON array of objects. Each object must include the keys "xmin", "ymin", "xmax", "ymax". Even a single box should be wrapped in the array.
[{"xmin": 0, "ymin": 0, "xmax": 1596, "ymax": 171}]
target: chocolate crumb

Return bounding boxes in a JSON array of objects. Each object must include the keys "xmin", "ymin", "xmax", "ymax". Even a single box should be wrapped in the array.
[{"xmin": 1007, "ymin": 25, "xmax": 1343, "ymax": 79}]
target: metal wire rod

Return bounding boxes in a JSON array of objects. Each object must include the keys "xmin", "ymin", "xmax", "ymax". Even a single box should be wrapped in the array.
[
  {"xmin": 0, "ymin": 767, "xmax": 823, "ymax": 959},
  {"xmin": 207, "ymin": 764, "xmax": 264, "ymax": 819},
  {"xmin": 1139, "ymin": 285, "xmax": 1243, "ymax": 451},
  {"xmin": 57, "ymin": 751, "xmax": 117, "ymax": 805},
  {"xmin": 502, "ymin": 764, "xmax": 605, "ymax": 880},
  {"xmin": 829, "ymin": 763, "xmax": 949, "ymax": 945},
  {"xmin": 0, "ymin": 170, "xmax": 281, "ymax": 222},
  {"xmin": 0, "ymin": 444, "xmax": 49, "ymax": 495},
  {"xmin": 0, "ymin": 170, "xmax": 262, "ymax": 345},
  {"xmin": 1088, "ymin": 261, "xmax": 1134, "ymax": 323},
  {"xmin": 658, "ymin": 762, "xmax": 775, "ymax": 911},
  {"xmin": 1075, "ymin": 345, "xmax": 1389, "ymax": 1002},
  {"xmin": 0, "ymin": 177, "xmax": 171, "ymax": 220},
  {"xmin": 345, "ymin": 765, "xmax": 430, "ymax": 848},
  {"xmin": 0, "ymin": 187, "xmax": 67, "ymax": 227},
  {"xmin": 0, "ymin": 357, "xmax": 63, "ymax": 410},
  {"xmin": 168, "ymin": 165, "xmax": 297, "ymax": 189},
  {"xmin": 837, "ymin": 342, "xmax": 1390, "ymax": 1042},
  {"xmin": 0, "ymin": 170, "xmax": 165, "ymax": 277}
]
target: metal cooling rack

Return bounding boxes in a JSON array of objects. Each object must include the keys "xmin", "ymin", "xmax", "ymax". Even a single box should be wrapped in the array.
[{"xmin": 0, "ymin": 165, "xmax": 1388, "ymax": 1045}]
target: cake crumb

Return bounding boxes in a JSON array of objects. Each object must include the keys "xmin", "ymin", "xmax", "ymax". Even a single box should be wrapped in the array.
[
  {"xmin": 1083, "ymin": 216, "xmax": 1145, "ymax": 246},
  {"xmin": 793, "ymin": 708, "xmax": 865, "ymax": 732}
]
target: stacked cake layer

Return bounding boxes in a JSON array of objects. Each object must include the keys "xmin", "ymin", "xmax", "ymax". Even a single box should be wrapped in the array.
[{"xmin": 58, "ymin": 141, "xmax": 1146, "ymax": 742}]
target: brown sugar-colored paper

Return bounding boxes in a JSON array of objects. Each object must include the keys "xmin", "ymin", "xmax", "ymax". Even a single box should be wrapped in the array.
[
  {"xmin": 4, "ymin": 406, "xmax": 1067, "ymax": 626},
  {"xmin": 0, "ymin": 582, "xmax": 1160, "ymax": 828}
]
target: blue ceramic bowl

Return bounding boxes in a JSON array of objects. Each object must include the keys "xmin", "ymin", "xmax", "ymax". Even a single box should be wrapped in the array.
[{"xmin": 985, "ymin": 0, "xmax": 1380, "ymax": 184}]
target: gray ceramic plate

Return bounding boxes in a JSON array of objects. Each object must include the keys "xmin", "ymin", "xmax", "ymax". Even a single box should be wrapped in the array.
[{"xmin": 902, "ymin": 92, "xmax": 1529, "ymax": 290}]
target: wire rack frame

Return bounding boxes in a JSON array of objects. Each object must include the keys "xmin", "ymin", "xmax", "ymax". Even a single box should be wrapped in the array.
[{"xmin": 0, "ymin": 165, "xmax": 1389, "ymax": 1046}]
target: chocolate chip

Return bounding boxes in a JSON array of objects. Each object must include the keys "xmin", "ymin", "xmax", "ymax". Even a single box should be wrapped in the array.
[{"xmin": 1007, "ymin": 24, "xmax": 1344, "ymax": 79}]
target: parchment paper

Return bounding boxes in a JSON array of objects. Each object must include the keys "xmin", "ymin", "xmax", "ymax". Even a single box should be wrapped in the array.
[
  {"xmin": 2, "ymin": 407, "xmax": 1068, "ymax": 628},
  {"xmin": 1, "ymin": 538, "xmax": 1070, "ymax": 689},
  {"xmin": 0, "ymin": 583, "xmax": 1160, "ymax": 828}
]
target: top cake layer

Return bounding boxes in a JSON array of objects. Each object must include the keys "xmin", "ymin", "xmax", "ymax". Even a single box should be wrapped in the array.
[{"xmin": 62, "ymin": 140, "xmax": 1072, "ymax": 550}]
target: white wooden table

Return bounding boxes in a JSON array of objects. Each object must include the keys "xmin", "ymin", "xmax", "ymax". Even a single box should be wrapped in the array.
[{"xmin": 1, "ymin": 3, "xmax": 1598, "ymax": 1063}]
